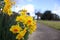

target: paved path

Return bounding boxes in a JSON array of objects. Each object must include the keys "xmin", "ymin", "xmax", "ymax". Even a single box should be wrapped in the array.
[{"xmin": 28, "ymin": 22, "xmax": 60, "ymax": 40}]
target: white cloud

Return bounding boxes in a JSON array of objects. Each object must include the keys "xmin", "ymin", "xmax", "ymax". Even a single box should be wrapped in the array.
[
  {"xmin": 12, "ymin": 4, "xmax": 35, "ymax": 16},
  {"xmin": 20, "ymin": 4, "xmax": 35, "ymax": 16},
  {"xmin": 52, "ymin": 3, "xmax": 60, "ymax": 16}
]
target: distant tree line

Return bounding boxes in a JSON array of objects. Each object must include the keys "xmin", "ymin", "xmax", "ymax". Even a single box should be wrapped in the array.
[{"xmin": 35, "ymin": 10, "xmax": 60, "ymax": 20}]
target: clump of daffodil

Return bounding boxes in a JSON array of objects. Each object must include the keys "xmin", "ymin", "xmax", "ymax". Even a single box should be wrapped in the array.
[
  {"xmin": 10, "ymin": 24, "xmax": 22, "ymax": 34},
  {"xmin": 3, "ymin": 0, "xmax": 15, "ymax": 16},
  {"xmin": 10, "ymin": 9, "xmax": 36, "ymax": 40}
]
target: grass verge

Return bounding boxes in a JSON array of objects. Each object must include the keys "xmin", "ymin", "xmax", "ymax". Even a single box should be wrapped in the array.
[{"xmin": 38, "ymin": 20, "xmax": 60, "ymax": 30}]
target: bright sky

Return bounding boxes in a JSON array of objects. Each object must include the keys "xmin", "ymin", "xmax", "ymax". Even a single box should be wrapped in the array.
[{"xmin": 12, "ymin": 0, "xmax": 60, "ymax": 16}]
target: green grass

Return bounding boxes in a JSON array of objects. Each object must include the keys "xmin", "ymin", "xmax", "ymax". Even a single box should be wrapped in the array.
[{"xmin": 38, "ymin": 20, "xmax": 60, "ymax": 30}]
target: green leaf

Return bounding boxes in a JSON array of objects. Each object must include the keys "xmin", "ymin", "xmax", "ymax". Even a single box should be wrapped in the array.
[
  {"xmin": 19, "ymin": 22, "xmax": 25, "ymax": 29},
  {"xmin": 24, "ymin": 31, "xmax": 29, "ymax": 40}
]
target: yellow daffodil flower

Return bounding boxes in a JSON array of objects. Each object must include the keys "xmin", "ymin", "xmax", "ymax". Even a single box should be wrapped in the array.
[
  {"xmin": 10, "ymin": 25, "xmax": 22, "ymax": 34},
  {"xmin": 20, "ymin": 9, "xmax": 27, "ymax": 16},
  {"xmin": 16, "ymin": 16, "xmax": 25, "ymax": 22},
  {"xmin": 16, "ymin": 28, "xmax": 27, "ymax": 40}
]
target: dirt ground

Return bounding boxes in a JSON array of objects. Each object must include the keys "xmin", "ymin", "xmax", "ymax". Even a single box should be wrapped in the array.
[{"xmin": 28, "ymin": 22, "xmax": 60, "ymax": 40}]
